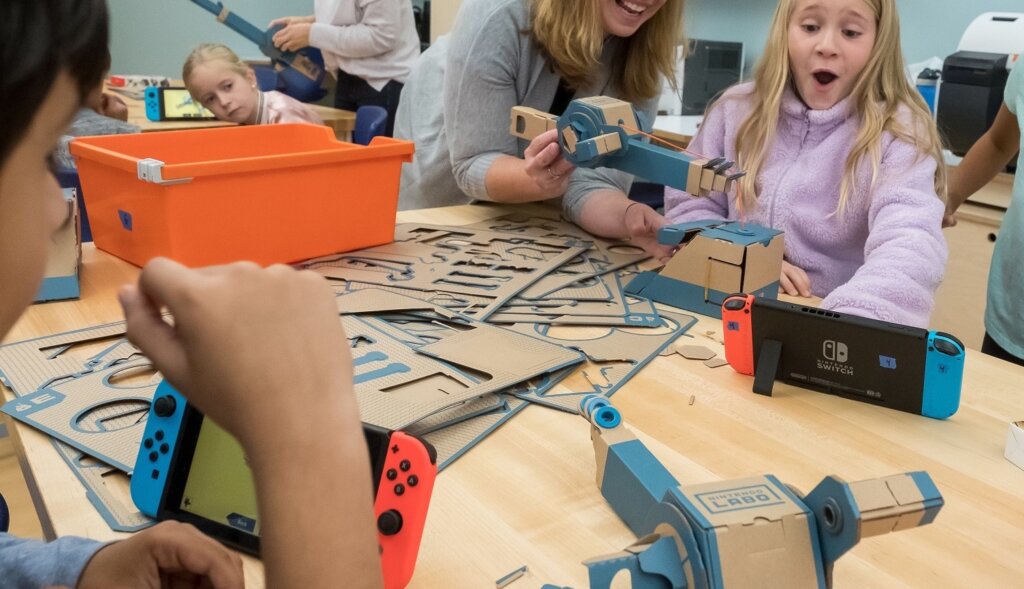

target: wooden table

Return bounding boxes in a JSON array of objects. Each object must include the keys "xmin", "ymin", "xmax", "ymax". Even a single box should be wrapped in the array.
[
  {"xmin": 111, "ymin": 85, "xmax": 356, "ymax": 141},
  {"xmin": 4, "ymin": 204, "xmax": 1024, "ymax": 588}
]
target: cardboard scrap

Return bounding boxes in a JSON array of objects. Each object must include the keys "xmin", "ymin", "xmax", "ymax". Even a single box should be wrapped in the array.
[
  {"xmin": 703, "ymin": 357, "xmax": 729, "ymax": 369},
  {"xmin": 1006, "ymin": 421, "xmax": 1024, "ymax": 471},
  {"xmin": 676, "ymin": 345, "xmax": 717, "ymax": 361}
]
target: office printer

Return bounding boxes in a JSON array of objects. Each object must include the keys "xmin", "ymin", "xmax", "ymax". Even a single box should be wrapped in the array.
[{"xmin": 937, "ymin": 13, "xmax": 1024, "ymax": 155}]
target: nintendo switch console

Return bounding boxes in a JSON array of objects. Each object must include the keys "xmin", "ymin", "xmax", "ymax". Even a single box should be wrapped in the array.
[
  {"xmin": 721, "ymin": 294, "xmax": 964, "ymax": 419},
  {"xmin": 131, "ymin": 381, "xmax": 436, "ymax": 588},
  {"xmin": 144, "ymin": 86, "xmax": 216, "ymax": 121}
]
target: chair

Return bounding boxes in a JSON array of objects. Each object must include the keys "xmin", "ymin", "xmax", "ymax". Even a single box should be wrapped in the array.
[
  {"xmin": 251, "ymin": 64, "xmax": 278, "ymax": 92},
  {"xmin": 0, "ymin": 491, "xmax": 9, "ymax": 533},
  {"xmin": 353, "ymin": 105, "xmax": 388, "ymax": 145}
]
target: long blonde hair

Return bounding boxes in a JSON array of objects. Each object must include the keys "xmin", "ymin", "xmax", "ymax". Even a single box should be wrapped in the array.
[
  {"xmin": 530, "ymin": 0, "xmax": 685, "ymax": 104},
  {"xmin": 182, "ymin": 43, "xmax": 252, "ymax": 97},
  {"xmin": 734, "ymin": 0, "xmax": 946, "ymax": 212}
]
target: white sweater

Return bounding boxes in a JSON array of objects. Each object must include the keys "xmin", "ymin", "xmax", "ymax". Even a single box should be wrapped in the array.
[{"xmin": 310, "ymin": 0, "xmax": 420, "ymax": 90}]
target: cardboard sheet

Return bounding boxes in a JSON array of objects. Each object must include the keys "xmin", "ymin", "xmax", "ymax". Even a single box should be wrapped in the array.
[
  {"xmin": 2, "ymin": 356, "xmax": 158, "ymax": 473},
  {"xmin": 505, "ymin": 308, "xmax": 698, "ymax": 412},
  {"xmin": 336, "ymin": 290, "xmax": 585, "ymax": 429},
  {"xmin": 466, "ymin": 213, "xmax": 651, "ymax": 296},
  {"xmin": 304, "ymin": 224, "xmax": 589, "ymax": 319}
]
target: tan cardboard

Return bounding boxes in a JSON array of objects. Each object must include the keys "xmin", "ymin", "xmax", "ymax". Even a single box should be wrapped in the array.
[
  {"xmin": 509, "ymin": 106, "xmax": 558, "ymax": 140},
  {"xmin": 659, "ymin": 226, "xmax": 785, "ymax": 295},
  {"xmin": 35, "ymin": 188, "xmax": 81, "ymax": 302},
  {"xmin": 678, "ymin": 475, "xmax": 822, "ymax": 587},
  {"xmin": 1006, "ymin": 421, "xmax": 1024, "ymax": 471}
]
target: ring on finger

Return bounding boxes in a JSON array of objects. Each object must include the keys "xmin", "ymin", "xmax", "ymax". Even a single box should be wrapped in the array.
[{"xmin": 547, "ymin": 167, "xmax": 561, "ymax": 180}]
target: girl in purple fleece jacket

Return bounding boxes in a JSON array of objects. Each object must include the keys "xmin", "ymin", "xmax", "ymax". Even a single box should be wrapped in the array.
[{"xmin": 664, "ymin": 0, "xmax": 947, "ymax": 328}]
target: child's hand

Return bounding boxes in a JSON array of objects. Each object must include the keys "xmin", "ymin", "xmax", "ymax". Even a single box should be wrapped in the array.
[
  {"xmin": 942, "ymin": 210, "xmax": 958, "ymax": 228},
  {"xmin": 272, "ymin": 22, "xmax": 313, "ymax": 52},
  {"xmin": 523, "ymin": 129, "xmax": 575, "ymax": 198},
  {"xmin": 119, "ymin": 258, "xmax": 358, "ymax": 452},
  {"xmin": 77, "ymin": 521, "xmax": 244, "ymax": 589},
  {"xmin": 624, "ymin": 203, "xmax": 674, "ymax": 262},
  {"xmin": 780, "ymin": 261, "xmax": 812, "ymax": 297},
  {"xmin": 98, "ymin": 93, "xmax": 128, "ymax": 122}
]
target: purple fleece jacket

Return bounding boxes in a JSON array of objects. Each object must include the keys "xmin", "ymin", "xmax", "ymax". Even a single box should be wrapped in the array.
[{"xmin": 664, "ymin": 82, "xmax": 947, "ymax": 328}]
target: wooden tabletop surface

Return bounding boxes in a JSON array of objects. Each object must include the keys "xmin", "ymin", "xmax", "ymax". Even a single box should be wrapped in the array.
[{"xmin": 4, "ymin": 203, "xmax": 1024, "ymax": 588}]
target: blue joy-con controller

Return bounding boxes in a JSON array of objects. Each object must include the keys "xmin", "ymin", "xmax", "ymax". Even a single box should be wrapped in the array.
[
  {"xmin": 144, "ymin": 86, "xmax": 161, "ymax": 122},
  {"xmin": 131, "ymin": 380, "xmax": 187, "ymax": 517},
  {"xmin": 921, "ymin": 331, "xmax": 965, "ymax": 419}
]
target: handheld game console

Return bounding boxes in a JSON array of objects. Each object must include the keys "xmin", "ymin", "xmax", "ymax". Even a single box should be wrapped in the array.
[
  {"xmin": 144, "ymin": 86, "xmax": 216, "ymax": 122},
  {"xmin": 131, "ymin": 380, "xmax": 436, "ymax": 589},
  {"xmin": 721, "ymin": 294, "xmax": 964, "ymax": 419}
]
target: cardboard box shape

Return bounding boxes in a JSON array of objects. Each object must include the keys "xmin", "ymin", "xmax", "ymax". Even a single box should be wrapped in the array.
[
  {"xmin": 666, "ymin": 475, "xmax": 827, "ymax": 589},
  {"xmin": 35, "ymin": 187, "xmax": 81, "ymax": 302},
  {"xmin": 625, "ymin": 220, "xmax": 784, "ymax": 319},
  {"xmin": 1006, "ymin": 421, "xmax": 1024, "ymax": 471}
]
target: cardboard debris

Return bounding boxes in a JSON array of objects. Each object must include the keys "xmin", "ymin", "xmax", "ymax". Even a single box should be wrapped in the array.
[
  {"xmin": 1005, "ymin": 421, "xmax": 1024, "ymax": 471},
  {"xmin": 676, "ymin": 345, "xmax": 717, "ymax": 361},
  {"xmin": 703, "ymin": 357, "xmax": 729, "ymax": 369}
]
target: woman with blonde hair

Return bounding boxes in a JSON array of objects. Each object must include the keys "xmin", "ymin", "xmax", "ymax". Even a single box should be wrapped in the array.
[
  {"xmin": 665, "ymin": 0, "xmax": 947, "ymax": 327},
  {"xmin": 395, "ymin": 0, "xmax": 683, "ymax": 258}
]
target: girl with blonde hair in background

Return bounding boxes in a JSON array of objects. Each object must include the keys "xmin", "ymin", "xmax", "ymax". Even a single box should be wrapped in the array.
[
  {"xmin": 183, "ymin": 43, "xmax": 323, "ymax": 126},
  {"xmin": 396, "ymin": 0, "xmax": 684, "ymax": 258},
  {"xmin": 664, "ymin": 0, "xmax": 947, "ymax": 327}
]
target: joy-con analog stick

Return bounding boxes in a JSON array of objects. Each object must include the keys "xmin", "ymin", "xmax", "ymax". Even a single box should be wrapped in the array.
[
  {"xmin": 724, "ymin": 298, "xmax": 747, "ymax": 311},
  {"xmin": 378, "ymin": 510, "xmax": 403, "ymax": 536},
  {"xmin": 154, "ymin": 395, "xmax": 177, "ymax": 417}
]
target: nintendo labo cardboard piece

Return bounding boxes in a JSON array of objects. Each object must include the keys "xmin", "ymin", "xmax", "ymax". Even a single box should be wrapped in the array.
[
  {"xmin": 625, "ymin": 220, "xmax": 783, "ymax": 319},
  {"xmin": 569, "ymin": 395, "xmax": 944, "ymax": 589},
  {"xmin": 721, "ymin": 294, "xmax": 965, "ymax": 420},
  {"xmin": 35, "ymin": 187, "xmax": 81, "ymax": 302}
]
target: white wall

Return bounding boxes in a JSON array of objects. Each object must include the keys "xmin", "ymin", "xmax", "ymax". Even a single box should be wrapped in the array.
[{"xmin": 109, "ymin": 0, "xmax": 312, "ymax": 76}]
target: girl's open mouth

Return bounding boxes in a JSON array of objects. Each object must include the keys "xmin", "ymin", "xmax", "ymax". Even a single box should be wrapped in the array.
[{"xmin": 813, "ymin": 71, "xmax": 838, "ymax": 86}]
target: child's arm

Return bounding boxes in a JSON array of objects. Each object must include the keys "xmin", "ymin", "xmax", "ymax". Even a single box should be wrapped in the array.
[
  {"xmin": 662, "ymin": 104, "xmax": 732, "ymax": 224},
  {"xmin": 820, "ymin": 140, "xmax": 947, "ymax": 328},
  {"xmin": 946, "ymin": 103, "xmax": 1019, "ymax": 226},
  {"xmin": 120, "ymin": 259, "xmax": 383, "ymax": 589},
  {"xmin": 0, "ymin": 521, "xmax": 243, "ymax": 589}
]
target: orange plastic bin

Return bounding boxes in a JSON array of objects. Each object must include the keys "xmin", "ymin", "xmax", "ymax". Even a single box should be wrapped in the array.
[{"xmin": 69, "ymin": 124, "xmax": 413, "ymax": 267}]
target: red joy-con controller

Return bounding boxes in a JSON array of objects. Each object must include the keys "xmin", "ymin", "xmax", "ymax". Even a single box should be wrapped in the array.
[
  {"xmin": 722, "ymin": 294, "xmax": 755, "ymax": 376},
  {"xmin": 376, "ymin": 431, "xmax": 437, "ymax": 589}
]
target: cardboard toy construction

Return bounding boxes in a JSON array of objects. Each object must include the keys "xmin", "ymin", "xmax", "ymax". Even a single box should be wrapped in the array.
[
  {"xmin": 573, "ymin": 396, "xmax": 944, "ymax": 589},
  {"xmin": 510, "ymin": 97, "xmax": 744, "ymax": 197},
  {"xmin": 1006, "ymin": 421, "xmax": 1024, "ymax": 471},
  {"xmin": 625, "ymin": 220, "xmax": 784, "ymax": 319},
  {"xmin": 35, "ymin": 188, "xmax": 81, "ymax": 302},
  {"xmin": 305, "ymin": 223, "xmax": 589, "ymax": 319}
]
